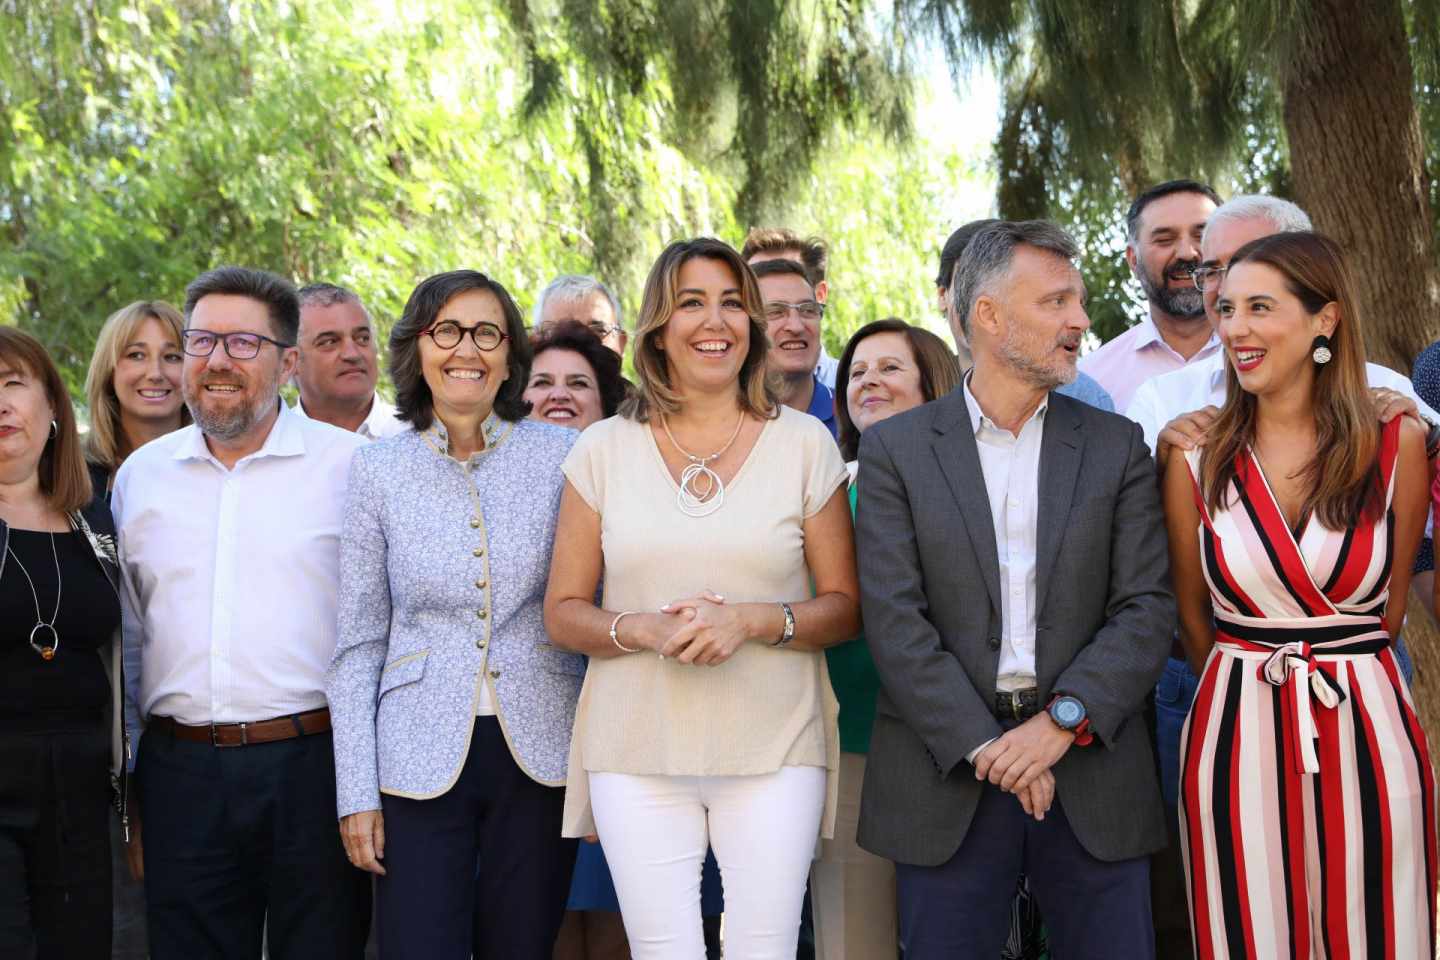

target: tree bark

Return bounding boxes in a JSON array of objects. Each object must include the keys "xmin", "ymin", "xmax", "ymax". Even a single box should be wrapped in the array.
[
  {"xmin": 1280, "ymin": 0, "xmax": 1438, "ymax": 373},
  {"xmin": 1280, "ymin": 0, "xmax": 1440, "ymax": 749}
]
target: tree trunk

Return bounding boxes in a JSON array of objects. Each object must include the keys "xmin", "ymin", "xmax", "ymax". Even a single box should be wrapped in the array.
[
  {"xmin": 1280, "ymin": 0, "xmax": 1440, "ymax": 743},
  {"xmin": 1279, "ymin": 0, "xmax": 1438, "ymax": 374}
]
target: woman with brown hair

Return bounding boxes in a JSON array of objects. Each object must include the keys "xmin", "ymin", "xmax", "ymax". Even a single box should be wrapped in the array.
[
  {"xmin": 0, "ymin": 326, "xmax": 127, "ymax": 958},
  {"xmin": 544, "ymin": 237, "xmax": 860, "ymax": 958},
  {"xmin": 1163, "ymin": 233, "xmax": 1435, "ymax": 957},
  {"xmin": 82, "ymin": 300, "xmax": 190, "ymax": 495}
]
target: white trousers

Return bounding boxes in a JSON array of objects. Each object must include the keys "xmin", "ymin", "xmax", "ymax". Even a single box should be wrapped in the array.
[{"xmin": 589, "ymin": 765, "xmax": 826, "ymax": 960}]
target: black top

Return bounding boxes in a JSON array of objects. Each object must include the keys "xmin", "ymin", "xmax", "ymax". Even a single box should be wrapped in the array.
[{"xmin": 0, "ymin": 528, "xmax": 120, "ymax": 727}]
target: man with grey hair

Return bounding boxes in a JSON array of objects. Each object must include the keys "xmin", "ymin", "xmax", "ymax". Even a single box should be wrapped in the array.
[
  {"xmin": 533, "ymin": 275, "xmax": 627, "ymax": 356},
  {"xmin": 292, "ymin": 283, "xmax": 404, "ymax": 440},
  {"xmin": 856, "ymin": 220, "xmax": 1173, "ymax": 958}
]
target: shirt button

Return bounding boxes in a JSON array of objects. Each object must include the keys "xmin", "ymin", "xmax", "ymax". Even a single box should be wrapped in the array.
[
  {"xmin": 470, "ymin": 518, "xmax": 481, "ymax": 529},
  {"xmin": 473, "ymin": 547, "xmax": 484, "ymax": 557},
  {"xmin": 988, "ymin": 637, "xmax": 1001, "ymax": 651},
  {"xmin": 489, "ymin": 669, "xmax": 500, "ymax": 679},
  {"xmin": 476, "ymin": 609, "xmax": 487, "ymax": 620},
  {"xmin": 476, "ymin": 639, "xmax": 487, "ymax": 649},
  {"xmin": 475, "ymin": 580, "xmax": 487, "ymax": 589}
]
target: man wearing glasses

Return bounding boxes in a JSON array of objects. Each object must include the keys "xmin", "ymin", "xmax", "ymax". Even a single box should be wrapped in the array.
[
  {"xmin": 532, "ymin": 274, "xmax": 628, "ymax": 356},
  {"xmin": 111, "ymin": 266, "xmax": 370, "ymax": 959},
  {"xmin": 752, "ymin": 258, "xmax": 838, "ymax": 438}
]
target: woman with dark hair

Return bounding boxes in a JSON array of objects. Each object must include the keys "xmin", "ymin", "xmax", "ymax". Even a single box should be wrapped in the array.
[
  {"xmin": 525, "ymin": 320, "xmax": 626, "ymax": 431},
  {"xmin": 809, "ymin": 318, "xmax": 961, "ymax": 958},
  {"xmin": 0, "ymin": 326, "xmax": 127, "ymax": 958},
  {"xmin": 1164, "ymin": 233, "xmax": 1435, "ymax": 956},
  {"xmin": 544, "ymin": 238, "xmax": 860, "ymax": 957},
  {"xmin": 327, "ymin": 271, "xmax": 583, "ymax": 959}
]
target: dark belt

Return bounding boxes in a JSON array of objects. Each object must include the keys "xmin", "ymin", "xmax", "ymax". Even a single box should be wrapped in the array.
[
  {"xmin": 148, "ymin": 707, "xmax": 331, "ymax": 747},
  {"xmin": 994, "ymin": 687, "xmax": 1040, "ymax": 721}
]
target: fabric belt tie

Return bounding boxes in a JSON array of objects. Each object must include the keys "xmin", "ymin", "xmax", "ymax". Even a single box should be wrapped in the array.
[{"xmin": 1215, "ymin": 626, "xmax": 1387, "ymax": 775}]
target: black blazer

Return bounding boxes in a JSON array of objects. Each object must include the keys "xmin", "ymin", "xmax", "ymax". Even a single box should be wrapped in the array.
[{"xmin": 854, "ymin": 388, "xmax": 1174, "ymax": 865}]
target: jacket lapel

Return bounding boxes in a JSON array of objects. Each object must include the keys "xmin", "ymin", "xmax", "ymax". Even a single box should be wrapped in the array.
[
  {"xmin": 1035, "ymin": 395, "xmax": 1083, "ymax": 613},
  {"xmin": 930, "ymin": 393, "xmax": 1002, "ymax": 616}
]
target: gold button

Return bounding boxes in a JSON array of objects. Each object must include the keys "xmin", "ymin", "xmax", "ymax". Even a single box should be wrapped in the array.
[
  {"xmin": 472, "ymin": 547, "xmax": 484, "ymax": 557},
  {"xmin": 469, "ymin": 518, "xmax": 481, "ymax": 529},
  {"xmin": 475, "ymin": 579, "xmax": 487, "ymax": 589},
  {"xmin": 477, "ymin": 609, "xmax": 488, "ymax": 620},
  {"xmin": 476, "ymin": 639, "xmax": 487, "ymax": 649},
  {"xmin": 489, "ymin": 669, "xmax": 500, "ymax": 679}
]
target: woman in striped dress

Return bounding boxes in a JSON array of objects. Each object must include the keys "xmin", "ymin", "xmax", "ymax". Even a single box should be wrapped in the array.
[{"xmin": 1163, "ymin": 231, "xmax": 1435, "ymax": 959}]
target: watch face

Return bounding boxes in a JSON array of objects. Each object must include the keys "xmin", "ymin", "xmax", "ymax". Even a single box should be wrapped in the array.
[{"xmin": 1052, "ymin": 698, "xmax": 1083, "ymax": 728}]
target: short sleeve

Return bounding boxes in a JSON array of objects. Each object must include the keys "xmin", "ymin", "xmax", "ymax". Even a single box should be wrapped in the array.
[
  {"xmin": 560, "ymin": 417, "xmax": 616, "ymax": 512},
  {"xmin": 799, "ymin": 413, "xmax": 849, "ymax": 518}
]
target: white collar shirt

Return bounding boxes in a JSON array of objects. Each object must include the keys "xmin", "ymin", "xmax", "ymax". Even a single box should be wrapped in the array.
[
  {"xmin": 112, "ymin": 401, "xmax": 367, "ymax": 733},
  {"xmin": 1125, "ymin": 351, "xmax": 1440, "ymax": 456},
  {"xmin": 1077, "ymin": 315, "xmax": 1222, "ymax": 414},
  {"xmin": 962, "ymin": 375, "xmax": 1047, "ymax": 694},
  {"xmin": 293, "ymin": 393, "xmax": 408, "ymax": 441}
]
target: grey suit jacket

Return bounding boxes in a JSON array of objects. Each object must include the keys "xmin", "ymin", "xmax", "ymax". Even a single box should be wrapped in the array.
[{"xmin": 855, "ymin": 388, "xmax": 1174, "ymax": 866}]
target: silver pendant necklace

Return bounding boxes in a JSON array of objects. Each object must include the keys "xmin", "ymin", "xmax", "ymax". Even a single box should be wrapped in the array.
[
  {"xmin": 660, "ymin": 412, "xmax": 746, "ymax": 518},
  {"xmin": 7, "ymin": 532, "xmax": 61, "ymax": 661}
]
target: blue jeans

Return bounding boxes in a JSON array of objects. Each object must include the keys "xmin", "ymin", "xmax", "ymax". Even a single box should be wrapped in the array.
[{"xmin": 1153, "ymin": 658, "xmax": 1200, "ymax": 810}]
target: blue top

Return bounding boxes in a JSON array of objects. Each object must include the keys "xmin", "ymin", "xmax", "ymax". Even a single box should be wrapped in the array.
[
  {"xmin": 1056, "ymin": 370, "xmax": 1115, "ymax": 412},
  {"xmin": 806, "ymin": 375, "xmax": 839, "ymax": 437}
]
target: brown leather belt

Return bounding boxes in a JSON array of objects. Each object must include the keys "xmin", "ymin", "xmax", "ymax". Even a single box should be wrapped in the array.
[{"xmin": 148, "ymin": 708, "xmax": 331, "ymax": 747}]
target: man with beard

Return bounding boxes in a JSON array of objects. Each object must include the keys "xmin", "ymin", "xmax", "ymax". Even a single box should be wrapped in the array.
[
  {"xmin": 856, "ymin": 220, "xmax": 1173, "ymax": 958},
  {"xmin": 1079, "ymin": 180, "xmax": 1222, "ymax": 412},
  {"xmin": 112, "ymin": 266, "xmax": 370, "ymax": 960}
]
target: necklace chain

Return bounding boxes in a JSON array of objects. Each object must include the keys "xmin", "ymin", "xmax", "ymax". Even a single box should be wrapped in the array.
[
  {"xmin": 660, "ymin": 412, "xmax": 746, "ymax": 518},
  {"xmin": 6, "ymin": 532, "xmax": 62, "ymax": 661}
]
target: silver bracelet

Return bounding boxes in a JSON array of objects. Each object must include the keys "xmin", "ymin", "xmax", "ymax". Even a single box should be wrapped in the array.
[
  {"xmin": 610, "ymin": 611, "xmax": 641, "ymax": 654},
  {"xmin": 771, "ymin": 602, "xmax": 795, "ymax": 647}
]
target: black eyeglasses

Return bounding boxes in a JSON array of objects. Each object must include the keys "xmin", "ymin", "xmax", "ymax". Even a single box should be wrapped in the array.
[
  {"xmin": 182, "ymin": 329, "xmax": 294, "ymax": 360},
  {"xmin": 1191, "ymin": 265, "xmax": 1228, "ymax": 293},
  {"xmin": 763, "ymin": 301, "xmax": 825, "ymax": 323},
  {"xmin": 421, "ymin": 320, "xmax": 508, "ymax": 351}
]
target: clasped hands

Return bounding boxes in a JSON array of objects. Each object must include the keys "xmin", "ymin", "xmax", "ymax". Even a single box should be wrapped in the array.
[
  {"xmin": 630, "ymin": 590, "xmax": 750, "ymax": 666},
  {"xmin": 973, "ymin": 713, "xmax": 1076, "ymax": 822}
]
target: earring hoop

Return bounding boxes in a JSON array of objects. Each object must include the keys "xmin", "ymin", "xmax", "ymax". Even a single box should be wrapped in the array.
[{"xmin": 48, "ymin": 420, "xmax": 58, "ymax": 439}]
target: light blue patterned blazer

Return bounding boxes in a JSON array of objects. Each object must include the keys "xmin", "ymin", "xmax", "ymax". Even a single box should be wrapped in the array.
[{"xmin": 327, "ymin": 415, "xmax": 583, "ymax": 819}]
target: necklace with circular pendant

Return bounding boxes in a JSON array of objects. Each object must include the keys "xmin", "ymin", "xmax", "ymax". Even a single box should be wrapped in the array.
[
  {"xmin": 661, "ymin": 412, "xmax": 746, "ymax": 518},
  {"xmin": 7, "ymin": 532, "xmax": 62, "ymax": 661}
]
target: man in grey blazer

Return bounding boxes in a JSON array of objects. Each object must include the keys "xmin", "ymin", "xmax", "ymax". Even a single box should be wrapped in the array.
[{"xmin": 855, "ymin": 220, "xmax": 1175, "ymax": 958}]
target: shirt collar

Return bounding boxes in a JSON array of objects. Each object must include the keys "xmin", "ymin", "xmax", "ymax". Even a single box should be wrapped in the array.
[
  {"xmin": 422, "ymin": 411, "xmax": 512, "ymax": 463},
  {"xmin": 1201, "ymin": 349, "xmax": 1227, "ymax": 391},
  {"xmin": 961, "ymin": 371, "xmax": 1048, "ymax": 437},
  {"xmin": 294, "ymin": 394, "xmax": 398, "ymax": 440},
  {"xmin": 1133, "ymin": 315, "xmax": 1222, "ymax": 357},
  {"xmin": 805, "ymin": 375, "xmax": 837, "ymax": 427},
  {"xmin": 173, "ymin": 398, "xmax": 304, "ymax": 465}
]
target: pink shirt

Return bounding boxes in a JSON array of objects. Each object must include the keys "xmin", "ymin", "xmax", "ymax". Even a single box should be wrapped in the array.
[{"xmin": 1078, "ymin": 316, "xmax": 1220, "ymax": 413}]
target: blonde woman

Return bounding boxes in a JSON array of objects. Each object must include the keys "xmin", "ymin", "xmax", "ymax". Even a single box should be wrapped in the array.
[
  {"xmin": 545, "ymin": 237, "xmax": 860, "ymax": 958},
  {"xmin": 83, "ymin": 300, "xmax": 190, "ymax": 494}
]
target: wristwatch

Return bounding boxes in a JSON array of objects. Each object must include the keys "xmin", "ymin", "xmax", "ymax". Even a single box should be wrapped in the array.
[{"xmin": 1047, "ymin": 694, "xmax": 1094, "ymax": 746}]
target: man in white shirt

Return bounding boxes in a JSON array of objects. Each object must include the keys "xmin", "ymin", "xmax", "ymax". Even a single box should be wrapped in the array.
[
  {"xmin": 855, "ymin": 221, "xmax": 1173, "ymax": 958},
  {"xmin": 113, "ymin": 266, "xmax": 369, "ymax": 960},
  {"xmin": 292, "ymin": 283, "xmax": 405, "ymax": 440}
]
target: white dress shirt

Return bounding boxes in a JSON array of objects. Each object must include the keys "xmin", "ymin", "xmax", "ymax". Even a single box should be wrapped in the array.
[
  {"xmin": 1125, "ymin": 351, "xmax": 1439, "ymax": 456},
  {"xmin": 292, "ymin": 393, "xmax": 407, "ymax": 441},
  {"xmin": 962, "ymin": 376, "xmax": 1046, "ymax": 694},
  {"xmin": 113, "ymin": 401, "xmax": 367, "ymax": 736}
]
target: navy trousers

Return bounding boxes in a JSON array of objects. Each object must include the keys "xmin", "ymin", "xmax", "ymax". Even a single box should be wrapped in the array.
[
  {"xmin": 376, "ymin": 717, "xmax": 577, "ymax": 960},
  {"xmin": 896, "ymin": 785, "xmax": 1153, "ymax": 960},
  {"xmin": 136, "ymin": 726, "xmax": 370, "ymax": 960}
]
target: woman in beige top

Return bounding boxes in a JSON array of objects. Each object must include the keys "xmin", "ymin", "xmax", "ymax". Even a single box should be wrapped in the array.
[{"xmin": 544, "ymin": 237, "xmax": 860, "ymax": 959}]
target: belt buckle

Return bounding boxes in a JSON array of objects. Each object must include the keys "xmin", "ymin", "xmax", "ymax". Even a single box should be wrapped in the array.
[
  {"xmin": 211, "ymin": 722, "xmax": 247, "ymax": 748},
  {"xmin": 1010, "ymin": 690, "xmax": 1025, "ymax": 719}
]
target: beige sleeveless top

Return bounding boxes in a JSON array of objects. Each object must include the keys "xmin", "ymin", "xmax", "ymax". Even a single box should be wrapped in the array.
[{"xmin": 559, "ymin": 405, "xmax": 848, "ymax": 838}]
